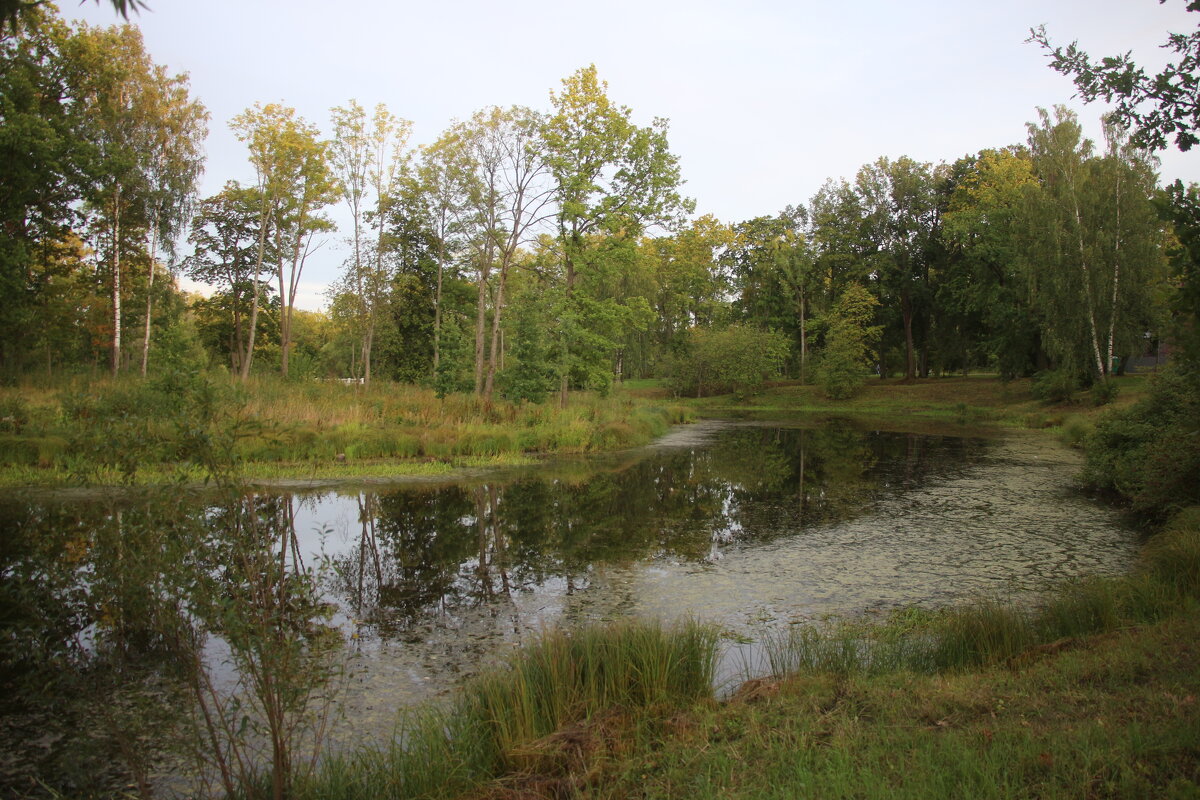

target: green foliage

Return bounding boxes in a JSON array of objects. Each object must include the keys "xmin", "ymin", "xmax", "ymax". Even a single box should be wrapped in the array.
[
  {"xmin": 1030, "ymin": 6, "xmax": 1200, "ymax": 152},
  {"xmin": 1031, "ymin": 369, "xmax": 1078, "ymax": 404},
  {"xmin": 1084, "ymin": 367, "xmax": 1200, "ymax": 518},
  {"xmin": 668, "ymin": 324, "xmax": 790, "ymax": 398},
  {"xmin": 433, "ymin": 314, "xmax": 473, "ymax": 399},
  {"xmin": 0, "ymin": 394, "xmax": 30, "ymax": 434},
  {"xmin": 499, "ymin": 295, "xmax": 556, "ymax": 403},
  {"xmin": 815, "ymin": 283, "xmax": 881, "ymax": 400},
  {"xmin": 1157, "ymin": 180, "xmax": 1200, "ymax": 369},
  {"xmin": 1089, "ymin": 378, "xmax": 1119, "ymax": 406}
]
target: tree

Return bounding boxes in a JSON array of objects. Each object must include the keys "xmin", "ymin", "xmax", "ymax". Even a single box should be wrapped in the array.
[
  {"xmin": 816, "ymin": 283, "xmax": 881, "ymax": 400},
  {"xmin": 136, "ymin": 61, "xmax": 207, "ymax": 376},
  {"xmin": 411, "ymin": 136, "xmax": 470, "ymax": 377},
  {"xmin": 544, "ymin": 65, "xmax": 692, "ymax": 402},
  {"xmin": 1023, "ymin": 106, "xmax": 1166, "ymax": 383},
  {"xmin": 230, "ymin": 103, "xmax": 333, "ymax": 380},
  {"xmin": 854, "ymin": 156, "xmax": 939, "ymax": 380},
  {"xmin": 439, "ymin": 106, "xmax": 554, "ymax": 400},
  {"xmin": 330, "ymin": 100, "xmax": 412, "ymax": 384},
  {"xmin": 273, "ymin": 119, "xmax": 335, "ymax": 379},
  {"xmin": 183, "ymin": 183, "xmax": 272, "ymax": 373},
  {"xmin": 1157, "ymin": 180, "xmax": 1200, "ymax": 366},
  {"xmin": 942, "ymin": 148, "xmax": 1044, "ymax": 378},
  {"xmin": 65, "ymin": 22, "xmax": 197, "ymax": 376},
  {"xmin": 1030, "ymin": 2, "xmax": 1200, "ymax": 152},
  {"xmin": 725, "ymin": 210, "xmax": 818, "ymax": 380},
  {"xmin": 644, "ymin": 214, "xmax": 733, "ymax": 373},
  {"xmin": 1, "ymin": 0, "xmax": 145, "ymax": 33},
  {"xmin": 0, "ymin": 8, "xmax": 89, "ymax": 374}
]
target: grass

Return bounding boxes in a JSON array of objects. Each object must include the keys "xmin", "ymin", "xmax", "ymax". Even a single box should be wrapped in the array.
[
  {"xmin": 677, "ymin": 374, "xmax": 1154, "ymax": 444},
  {"xmin": 290, "ymin": 620, "xmax": 720, "ymax": 800},
  {"xmin": 591, "ymin": 615, "xmax": 1200, "ymax": 800},
  {"xmin": 0, "ymin": 374, "xmax": 692, "ymax": 487}
]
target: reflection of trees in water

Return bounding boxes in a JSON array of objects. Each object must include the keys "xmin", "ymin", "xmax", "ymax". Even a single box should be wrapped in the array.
[
  {"xmin": 320, "ymin": 426, "xmax": 992, "ymax": 636},
  {"xmin": 1, "ymin": 491, "xmax": 342, "ymax": 799}
]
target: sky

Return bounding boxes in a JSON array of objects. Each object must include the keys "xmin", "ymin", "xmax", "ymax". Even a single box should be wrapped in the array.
[{"xmin": 66, "ymin": 0, "xmax": 1200, "ymax": 311}]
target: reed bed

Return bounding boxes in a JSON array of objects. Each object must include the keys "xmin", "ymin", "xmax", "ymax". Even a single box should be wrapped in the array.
[{"xmin": 0, "ymin": 374, "xmax": 692, "ymax": 485}]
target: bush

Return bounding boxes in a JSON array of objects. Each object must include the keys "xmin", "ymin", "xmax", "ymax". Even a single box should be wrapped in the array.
[
  {"xmin": 816, "ymin": 333, "xmax": 870, "ymax": 400},
  {"xmin": 0, "ymin": 395, "xmax": 30, "ymax": 434},
  {"xmin": 1084, "ymin": 367, "xmax": 1200, "ymax": 518},
  {"xmin": 815, "ymin": 283, "xmax": 881, "ymax": 401},
  {"xmin": 1031, "ymin": 369, "xmax": 1078, "ymax": 403},
  {"xmin": 668, "ymin": 325, "xmax": 790, "ymax": 398},
  {"xmin": 1090, "ymin": 378, "xmax": 1119, "ymax": 406}
]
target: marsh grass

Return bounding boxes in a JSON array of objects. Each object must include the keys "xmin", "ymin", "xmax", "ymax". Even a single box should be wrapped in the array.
[
  {"xmin": 292, "ymin": 621, "xmax": 719, "ymax": 800},
  {"xmin": 0, "ymin": 374, "xmax": 691, "ymax": 486}
]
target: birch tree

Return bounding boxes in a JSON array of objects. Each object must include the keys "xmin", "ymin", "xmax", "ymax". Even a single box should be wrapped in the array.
[
  {"xmin": 137, "ymin": 65, "xmax": 207, "ymax": 375},
  {"xmin": 330, "ymin": 101, "xmax": 412, "ymax": 384},
  {"xmin": 441, "ymin": 106, "xmax": 554, "ymax": 399},
  {"xmin": 230, "ymin": 103, "xmax": 323, "ymax": 380}
]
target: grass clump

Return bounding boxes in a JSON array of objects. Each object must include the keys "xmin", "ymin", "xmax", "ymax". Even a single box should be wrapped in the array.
[{"xmin": 294, "ymin": 620, "xmax": 719, "ymax": 799}]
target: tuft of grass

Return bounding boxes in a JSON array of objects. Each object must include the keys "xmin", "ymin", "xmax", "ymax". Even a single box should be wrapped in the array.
[{"xmin": 294, "ymin": 620, "xmax": 719, "ymax": 800}]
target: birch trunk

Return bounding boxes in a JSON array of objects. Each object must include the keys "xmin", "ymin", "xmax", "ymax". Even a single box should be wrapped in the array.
[
  {"xmin": 110, "ymin": 187, "xmax": 122, "ymax": 377},
  {"xmin": 140, "ymin": 216, "xmax": 159, "ymax": 377}
]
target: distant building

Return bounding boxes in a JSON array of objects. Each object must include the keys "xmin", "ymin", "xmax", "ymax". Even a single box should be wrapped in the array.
[{"xmin": 1124, "ymin": 333, "xmax": 1171, "ymax": 374}]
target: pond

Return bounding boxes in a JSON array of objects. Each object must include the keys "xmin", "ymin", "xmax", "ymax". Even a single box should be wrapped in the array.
[{"xmin": 0, "ymin": 418, "xmax": 1139, "ymax": 795}]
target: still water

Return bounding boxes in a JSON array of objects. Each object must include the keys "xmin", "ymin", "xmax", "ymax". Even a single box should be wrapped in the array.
[
  {"xmin": 299, "ymin": 420, "xmax": 1138, "ymax": 741},
  {"xmin": 0, "ymin": 418, "xmax": 1140, "ymax": 789}
]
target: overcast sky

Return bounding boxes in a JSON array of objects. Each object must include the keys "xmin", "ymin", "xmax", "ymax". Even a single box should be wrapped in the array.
[{"xmin": 67, "ymin": 0, "xmax": 1199, "ymax": 311}]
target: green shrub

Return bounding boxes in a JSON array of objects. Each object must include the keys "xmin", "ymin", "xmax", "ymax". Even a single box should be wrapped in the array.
[
  {"xmin": 668, "ymin": 325, "xmax": 790, "ymax": 398},
  {"xmin": 0, "ymin": 395, "xmax": 30, "ymax": 434},
  {"xmin": 1031, "ymin": 369, "xmax": 1078, "ymax": 404},
  {"xmin": 1090, "ymin": 378, "xmax": 1119, "ymax": 406},
  {"xmin": 1084, "ymin": 367, "xmax": 1200, "ymax": 517}
]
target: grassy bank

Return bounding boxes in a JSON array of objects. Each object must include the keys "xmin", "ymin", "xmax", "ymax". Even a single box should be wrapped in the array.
[
  {"xmin": 0, "ymin": 374, "xmax": 692, "ymax": 487},
  {"xmin": 254, "ymin": 508, "xmax": 1199, "ymax": 800},
  {"xmin": 685, "ymin": 374, "xmax": 1152, "ymax": 433}
]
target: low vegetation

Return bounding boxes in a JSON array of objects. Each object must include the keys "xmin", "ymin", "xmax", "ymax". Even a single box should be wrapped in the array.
[{"xmin": 0, "ymin": 372, "xmax": 691, "ymax": 487}]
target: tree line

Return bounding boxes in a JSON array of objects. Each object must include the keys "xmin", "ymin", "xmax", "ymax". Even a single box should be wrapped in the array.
[{"xmin": 2, "ymin": 4, "xmax": 1194, "ymax": 404}]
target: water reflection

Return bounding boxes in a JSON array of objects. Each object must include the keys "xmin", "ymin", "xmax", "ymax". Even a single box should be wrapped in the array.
[{"xmin": 318, "ymin": 423, "xmax": 989, "ymax": 643}]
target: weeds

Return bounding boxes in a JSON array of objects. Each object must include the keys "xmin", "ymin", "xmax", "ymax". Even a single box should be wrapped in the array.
[{"xmin": 0, "ymin": 374, "xmax": 690, "ymax": 486}]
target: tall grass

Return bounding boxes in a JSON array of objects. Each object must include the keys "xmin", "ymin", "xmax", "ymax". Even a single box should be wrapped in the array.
[
  {"xmin": 0, "ymin": 373, "xmax": 693, "ymax": 485},
  {"xmin": 294, "ymin": 620, "xmax": 719, "ymax": 800}
]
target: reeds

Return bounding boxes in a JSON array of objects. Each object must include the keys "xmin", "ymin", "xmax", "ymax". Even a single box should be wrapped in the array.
[
  {"xmin": 0, "ymin": 373, "xmax": 693, "ymax": 484},
  {"xmin": 294, "ymin": 620, "xmax": 719, "ymax": 800}
]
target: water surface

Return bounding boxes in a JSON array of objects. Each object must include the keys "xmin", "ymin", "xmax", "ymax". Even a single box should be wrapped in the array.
[{"xmin": 0, "ymin": 418, "xmax": 1140, "ymax": 787}]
